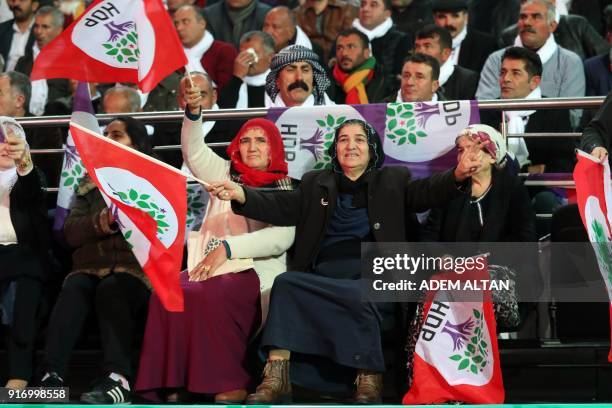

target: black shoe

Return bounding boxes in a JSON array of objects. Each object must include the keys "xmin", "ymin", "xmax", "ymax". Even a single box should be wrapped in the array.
[
  {"xmin": 40, "ymin": 372, "xmax": 64, "ymax": 388},
  {"xmin": 80, "ymin": 377, "xmax": 131, "ymax": 404}
]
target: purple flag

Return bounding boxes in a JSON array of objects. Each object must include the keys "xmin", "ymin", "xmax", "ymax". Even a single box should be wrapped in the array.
[{"xmin": 53, "ymin": 82, "xmax": 99, "ymax": 242}]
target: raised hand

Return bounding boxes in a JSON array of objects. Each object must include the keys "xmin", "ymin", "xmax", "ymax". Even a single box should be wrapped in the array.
[{"xmin": 454, "ymin": 139, "xmax": 484, "ymax": 181}]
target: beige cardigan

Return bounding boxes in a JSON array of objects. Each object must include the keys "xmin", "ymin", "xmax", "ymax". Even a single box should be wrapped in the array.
[{"xmin": 181, "ymin": 115, "xmax": 295, "ymax": 321}]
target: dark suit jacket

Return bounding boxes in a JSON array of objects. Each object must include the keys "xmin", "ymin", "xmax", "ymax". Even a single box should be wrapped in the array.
[
  {"xmin": 481, "ymin": 102, "xmax": 575, "ymax": 172},
  {"xmin": 217, "ymin": 75, "xmax": 266, "ymax": 108},
  {"xmin": 14, "ymin": 52, "xmax": 71, "ymax": 111},
  {"xmin": 0, "ymin": 19, "xmax": 35, "ymax": 68},
  {"xmin": 327, "ymin": 63, "xmax": 391, "ymax": 104},
  {"xmin": 500, "ymin": 15, "xmax": 610, "ymax": 60},
  {"xmin": 439, "ymin": 65, "xmax": 479, "ymax": 101},
  {"xmin": 584, "ymin": 53, "xmax": 612, "ymax": 96},
  {"xmin": 233, "ymin": 167, "xmax": 466, "ymax": 272},
  {"xmin": 457, "ymin": 28, "xmax": 498, "ymax": 73}
]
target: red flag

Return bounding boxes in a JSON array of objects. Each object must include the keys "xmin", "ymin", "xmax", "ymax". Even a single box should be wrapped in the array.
[
  {"xmin": 403, "ymin": 259, "xmax": 505, "ymax": 404},
  {"xmin": 31, "ymin": 0, "xmax": 187, "ymax": 92},
  {"xmin": 573, "ymin": 150, "xmax": 612, "ymax": 362},
  {"xmin": 70, "ymin": 121, "xmax": 186, "ymax": 311}
]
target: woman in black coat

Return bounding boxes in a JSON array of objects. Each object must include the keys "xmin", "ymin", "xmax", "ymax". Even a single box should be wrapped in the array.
[
  {"xmin": 207, "ymin": 119, "xmax": 482, "ymax": 403},
  {"xmin": 0, "ymin": 119, "xmax": 49, "ymax": 389}
]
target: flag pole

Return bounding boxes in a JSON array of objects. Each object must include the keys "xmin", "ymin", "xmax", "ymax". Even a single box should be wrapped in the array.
[
  {"xmin": 69, "ymin": 121, "xmax": 210, "ymax": 188},
  {"xmin": 185, "ymin": 65, "xmax": 195, "ymax": 88}
]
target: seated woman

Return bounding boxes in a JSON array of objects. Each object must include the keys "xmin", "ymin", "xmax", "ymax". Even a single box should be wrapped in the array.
[
  {"xmin": 134, "ymin": 76, "xmax": 295, "ymax": 404},
  {"xmin": 207, "ymin": 118, "xmax": 481, "ymax": 403},
  {"xmin": 0, "ymin": 118, "xmax": 49, "ymax": 389},
  {"xmin": 421, "ymin": 124, "xmax": 536, "ymax": 243},
  {"xmin": 405, "ymin": 124, "xmax": 537, "ymax": 395},
  {"xmin": 39, "ymin": 117, "xmax": 153, "ymax": 404}
]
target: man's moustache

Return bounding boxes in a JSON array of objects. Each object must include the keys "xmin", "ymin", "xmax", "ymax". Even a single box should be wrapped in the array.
[
  {"xmin": 288, "ymin": 81, "xmax": 309, "ymax": 92},
  {"xmin": 445, "ymin": 25, "xmax": 457, "ymax": 32},
  {"xmin": 521, "ymin": 27, "xmax": 537, "ymax": 34}
]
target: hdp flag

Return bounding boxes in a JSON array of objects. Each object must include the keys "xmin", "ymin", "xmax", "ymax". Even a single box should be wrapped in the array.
[
  {"xmin": 31, "ymin": 0, "xmax": 187, "ymax": 92},
  {"xmin": 70, "ymin": 121, "xmax": 187, "ymax": 311},
  {"xmin": 573, "ymin": 150, "xmax": 612, "ymax": 362},
  {"xmin": 403, "ymin": 259, "xmax": 505, "ymax": 404}
]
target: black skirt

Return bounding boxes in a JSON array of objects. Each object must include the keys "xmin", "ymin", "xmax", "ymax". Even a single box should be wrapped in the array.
[{"xmin": 260, "ymin": 258, "xmax": 385, "ymax": 394}]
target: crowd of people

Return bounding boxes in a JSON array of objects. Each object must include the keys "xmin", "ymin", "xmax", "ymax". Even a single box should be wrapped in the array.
[{"xmin": 1, "ymin": 0, "xmax": 611, "ymax": 404}]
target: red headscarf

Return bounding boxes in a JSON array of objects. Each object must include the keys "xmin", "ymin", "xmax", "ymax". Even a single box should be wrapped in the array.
[{"xmin": 226, "ymin": 118, "xmax": 289, "ymax": 187}]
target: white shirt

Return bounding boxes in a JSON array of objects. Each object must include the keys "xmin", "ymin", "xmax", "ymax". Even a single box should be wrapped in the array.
[{"xmin": 6, "ymin": 19, "xmax": 34, "ymax": 72}]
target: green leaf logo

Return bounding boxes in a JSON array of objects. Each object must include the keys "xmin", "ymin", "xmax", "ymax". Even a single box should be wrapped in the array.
[{"xmin": 385, "ymin": 103, "xmax": 426, "ymax": 146}]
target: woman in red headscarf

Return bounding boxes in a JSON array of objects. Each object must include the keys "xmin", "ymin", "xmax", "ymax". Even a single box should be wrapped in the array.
[{"xmin": 134, "ymin": 80, "xmax": 295, "ymax": 404}]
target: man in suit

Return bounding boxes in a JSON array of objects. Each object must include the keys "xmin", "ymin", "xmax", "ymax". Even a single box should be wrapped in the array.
[
  {"xmin": 392, "ymin": 53, "xmax": 442, "ymax": 102},
  {"xmin": 328, "ymin": 28, "xmax": 390, "ymax": 104},
  {"xmin": 0, "ymin": 0, "xmax": 38, "ymax": 72},
  {"xmin": 218, "ymin": 30, "xmax": 274, "ymax": 109},
  {"xmin": 481, "ymin": 46, "xmax": 574, "ymax": 237},
  {"xmin": 431, "ymin": 0, "xmax": 497, "ymax": 73},
  {"xmin": 204, "ymin": 0, "xmax": 270, "ymax": 48},
  {"xmin": 414, "ymin": 24, "xmax": 478, "ymax": 100},
  {"xmin": 352, "ymin": 0, "xmax": 412, "ymax": 87},
  {"xmin": 499, "ymin": 0, "xmax": 609, "ymax": 61},
  {"xmin": 174, "ymin": 5, "xmax": 238, "ymax": 90},
  {"xmin": 14, "ymin": 6, "xmax": 70, "ymax": 116},
  {"xmin": 480, "ymin": 46, "xmax": 574, "ymax": 174}
]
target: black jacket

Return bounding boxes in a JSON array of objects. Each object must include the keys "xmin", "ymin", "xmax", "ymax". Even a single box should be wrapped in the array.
[
  {"xmin": 7, "ymin": 168, "xmax": 50, "ymax": 277},
  {"xmin": 457, "ymin": 29, "xmax": 498, "ymax": 73},
  {"xmin": 204, "ymin": 0, "xmax": 270, "ymax": 47},
  {"xmin": 217, "ymin": 75, "xmax": 266, "ymax": 108},
  {"xmin": 439, "ymin": 65, "xmax": 479, "ymax": 101},
  {"xmin": 500, "ymin": 15, "xmax": 610, "ymax": 60},
  {"xmin": 481, "ymin": 102, "xmax": 575, "ymax": 172},
  {"xmin": 233, "ymin": 167, "xmax": 466, "ymax": 272},
  {"xmin": 0, "ymin": 19, "xmax": 35, "ymax": 68},
  {"xmin": 327, "ymin": 63, "xmax": 391, "ymax": 104},
  {"xmin": 14, "ymin": 52, "xmax": 71, "ymax": 113},
  {"xmin": 421, "ymin": 168, "xmax": 536, "ymax": 243}
]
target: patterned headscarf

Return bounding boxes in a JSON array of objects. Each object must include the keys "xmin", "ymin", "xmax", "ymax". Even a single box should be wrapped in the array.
[
  {"xmin": 328, "ymin": 119, "xmax": 385, "ymax": 174},
  {"xmin": 456, "ymin": 124, "xmax": 508, "ymax": 166},
  {"xmin": 265, "ymin": 45, "xmax": 331, "ymax": 105}
]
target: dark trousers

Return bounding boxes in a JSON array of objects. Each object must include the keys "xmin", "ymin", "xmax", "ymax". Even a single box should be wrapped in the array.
[
  {"xmin": 1, "ymin": 244, "xmax": 45, "ymax": 381},
  {"xmin": 6, "ymin": 275, "xmax": 43, "ymax": 380},
  {"xmin": 43, "ymin": 273, "xmax": 150, "ymax": 380}
]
